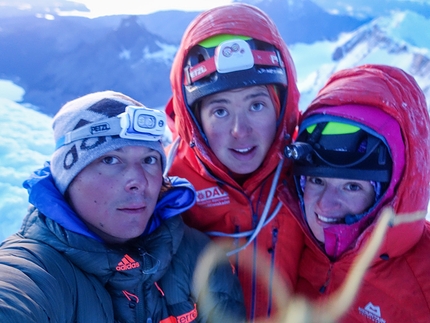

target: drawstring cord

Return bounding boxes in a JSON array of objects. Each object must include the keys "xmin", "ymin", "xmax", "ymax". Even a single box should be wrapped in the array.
[
  {"xmin": 164, "ymin": 135, "xmax": 284, "ymax": 257},
  {"xmin": 163, "ymin": 136, "xmax": 181, "ymax": 177},
  {"xmin": 194, "ymin": 208, "xmax": 427, "ymax": 322},
  {"xmin": 206, "ymin": 159, "xmax": 284, "ymax": 257}
]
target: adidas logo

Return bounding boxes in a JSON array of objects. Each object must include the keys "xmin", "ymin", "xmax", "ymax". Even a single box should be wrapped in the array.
[
  {"xmin": 358, "ymin": 302, "xmax": 386, "ymax": 323},
  {"xmin": 116, "ymin": 254, "xmax": 140, "ymax": 271}
]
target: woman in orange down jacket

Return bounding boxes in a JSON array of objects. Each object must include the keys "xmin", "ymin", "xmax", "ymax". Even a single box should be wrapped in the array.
[
  {"xmin": 281, "ymin": 64, "xmax": 430, "ymax": 322},
  {"xmin": 164, "ymin": 3, "xmax": 304, "ymax": 321}
]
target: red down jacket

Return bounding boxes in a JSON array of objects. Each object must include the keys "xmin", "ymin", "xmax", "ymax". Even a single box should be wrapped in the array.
[
  {"xmin": 165, "ymin": 3, "xmax": 304, "ymax": 321},
  {"xmin": 279, "ymin": 64, "xmax": 430, "ymax": 322}
]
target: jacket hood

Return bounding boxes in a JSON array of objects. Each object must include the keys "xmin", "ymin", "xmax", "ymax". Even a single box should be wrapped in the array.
[
  {"xmin": 301, "ymin": 64, "xmax": 430, "ymax": 258},
  {"xmin": 166, "ymin": 3, "xmax": 299, "ymax": 181},
  {"xmin": 23, "ymin": 162, "xmax": 196, "ymax": 242}
]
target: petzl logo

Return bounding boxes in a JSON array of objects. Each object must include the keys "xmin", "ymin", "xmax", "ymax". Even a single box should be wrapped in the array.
[
  {"xmin": 196, "ymin": 186, "xmax": 229, "ymax": 207},
  {"xmin": 358, "ymin": 302, "xmax": 386, "ymax": 323},
  {"xmin": 90, "ymin": 122, "xmax": 110, "ymax": 134},
  {"xmin": 190, "ymin": 65, "xmax": 207, "ymax": 79}
]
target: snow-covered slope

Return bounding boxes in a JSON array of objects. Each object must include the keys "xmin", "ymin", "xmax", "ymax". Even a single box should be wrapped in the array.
[{"xmin": 0, "ymin": 96, "xmax": 54, "ymax": 241}]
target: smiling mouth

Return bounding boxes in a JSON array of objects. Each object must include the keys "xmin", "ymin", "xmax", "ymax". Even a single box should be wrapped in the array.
[
  {"xmin": 232, "ymin": 147, "xmax": 253, "ymax": 154},
  {"xmin": 316, "ymin": 213, "xmax": 345, "ymax": 225}
]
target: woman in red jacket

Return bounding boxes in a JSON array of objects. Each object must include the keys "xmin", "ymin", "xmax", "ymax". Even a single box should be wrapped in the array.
[
  {"xmin": 164, "ymin": 3, "xmax": 304, "ymax": 320},
  {"xmin": 282, "ymin": 64, "xmax": 430, "ymax": 322}
]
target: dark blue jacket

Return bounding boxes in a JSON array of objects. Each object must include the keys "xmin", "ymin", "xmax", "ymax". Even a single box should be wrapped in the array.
[{"xmin": 0, "ymin": 164, "xmax": 245, "ymax": 322}]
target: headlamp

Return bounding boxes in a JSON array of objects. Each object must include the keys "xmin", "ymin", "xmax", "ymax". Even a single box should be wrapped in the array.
[
  {"xmin": 284, "ymin": 118, "xmax": 392, "ymax": 182},
  {"xmin": 56, "ymin": 106, "xmax": 166, "ymax": 149}
]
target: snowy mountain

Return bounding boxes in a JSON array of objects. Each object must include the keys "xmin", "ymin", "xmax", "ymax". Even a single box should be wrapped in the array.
[
  {"xmin": 293, "ymin": 10, "xmax": 430, "ymax": 110},
  {"xmin": 0, "ymin": 0, "xmax": 368, "ymax": 115},
  {"xmin": 0, "ymin": 14, "xmax": 177, "ymax": 115},
  {"xmin": 1, "ymin": 0, "xmax": 429, "ymax": 116},
  {"xmin": 312, "ymin": 0, "xmax": 430, "ymax": 19}
]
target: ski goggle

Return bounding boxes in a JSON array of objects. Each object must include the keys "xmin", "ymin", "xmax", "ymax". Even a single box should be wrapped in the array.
[
  {"xmin": 285, "ymin": 122, "xmax": 362, "ymax": 160},
  {"xmin": 56, "ymin": 106, "xmax": 166, "ymax": 149},
  {"xmin": 285, "ymin": 119, "xmax": 392, "ymax": 182}
]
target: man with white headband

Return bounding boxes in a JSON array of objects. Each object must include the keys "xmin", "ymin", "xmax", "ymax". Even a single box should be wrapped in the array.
[{"xmin": 0, "ymin": 90, "xmax": 245, "ymax": 323}]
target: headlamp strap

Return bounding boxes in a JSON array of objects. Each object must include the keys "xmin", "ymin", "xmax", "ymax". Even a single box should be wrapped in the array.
[
  {"xmin": 308, "ymin": 122, "xmax": 328, "ymax": 145},
  {"xmin": 55, "ymin": 106, "xmax": 165, "ymax": 150},
  {"xmin": 185, "ymin": 49, "xmax": 282, "ymax": 85},
  {"xmin": 56, "ymin": 117, "xmax": 122, "ymax": 149}
]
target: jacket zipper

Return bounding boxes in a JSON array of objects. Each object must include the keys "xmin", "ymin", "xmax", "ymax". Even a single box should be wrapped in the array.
[
  {"xmin": 267, "ymin": 228, "xmax": 278, "ymax": 317},
  {"xmin": 194, "ymin": 149, "xmax": 280, "ymax": 320},
  {"xmin": 319, "ymin": 263, "xmax": 334, "ymax": 293}
]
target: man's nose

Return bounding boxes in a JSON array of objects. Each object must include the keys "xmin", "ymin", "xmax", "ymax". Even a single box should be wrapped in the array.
[{"xmin": 124, "ymin": 164, "xmax": 148, "ymax": 192}]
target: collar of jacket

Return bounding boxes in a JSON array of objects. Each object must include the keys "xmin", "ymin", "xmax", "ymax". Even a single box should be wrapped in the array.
[
  {"xmin": 19, "ymin": 209, "xmax": 185, "ymax": 285},
  {"xmin": 23, "ymin": 162, "xmax": 196, "ymax": 241}
]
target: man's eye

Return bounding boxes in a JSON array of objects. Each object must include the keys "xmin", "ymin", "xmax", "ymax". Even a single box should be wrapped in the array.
[
  {"xmin": 144, "ymin": 156, "xmax": 158, "ymax": 165},
  {"xmin": 102, "ymin": 156, "xmax": 119, "ymax": 165}
]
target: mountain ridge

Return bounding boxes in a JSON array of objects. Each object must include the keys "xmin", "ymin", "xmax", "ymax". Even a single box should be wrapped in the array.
[
  {"xmin": 0, "ymin": 0, "xmax": 429, "ymax": 115},
  {"xmin": 0, "ymin": 0, "xmax": 368, "ymax": 115}
]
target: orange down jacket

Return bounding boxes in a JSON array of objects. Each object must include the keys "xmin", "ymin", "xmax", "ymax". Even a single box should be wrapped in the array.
[
  {"xmin": 164, "ymin": 3, "xmax": 304, "ymax": 321},
  {"xmin": 278, "ymin": 64, "xmax": 430, "ymax": 322}
]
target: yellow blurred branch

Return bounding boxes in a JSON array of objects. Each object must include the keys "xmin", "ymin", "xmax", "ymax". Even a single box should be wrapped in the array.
[{"xmin": 193, "ymin": 208, "xmax": 426, "ymax": 323}]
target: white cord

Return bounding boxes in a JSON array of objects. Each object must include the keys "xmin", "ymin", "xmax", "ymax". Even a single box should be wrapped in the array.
[
  {"xmin": 206, "ymin": 159, "xmax": 284, "ymax": 256},
  {"xmin": 166, "ymin": 137, "xmax": 285, "ymax": 257},
  {"xmin": 163, "ymin": 136, "xmax": 181, "ymax": 177}
]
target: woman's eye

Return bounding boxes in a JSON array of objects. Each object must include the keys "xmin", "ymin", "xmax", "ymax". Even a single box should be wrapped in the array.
[
  {"xmin": 346, "ymin": 183, "xmax": 361, "ymax": 191},
  {"xmin": 102, "ymin": 156, "xmax": 119, "ymax": 165},
  {"xmin": 144, "ymin": 156, "xmax": 158, "ymax": 165},
  {"xmin": 250, "ymin": 102, "xmax": 264, "ymax": 112},
  {"xmin": 308, "ymin": 177, "xmax": 323, "ymax": 185},
  {"xmin": 213, "ymin": 108, "xmax": 228, "ymax": 118}
]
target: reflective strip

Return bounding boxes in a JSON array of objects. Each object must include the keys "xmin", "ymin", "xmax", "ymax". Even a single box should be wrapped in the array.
[
  {"xmin": 199, "ymin": 34, "xmax": 251, "ymax": 48},
  {"xmin": 307, "ymin": 122, "xmax": 360, "ymax": 135}
]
